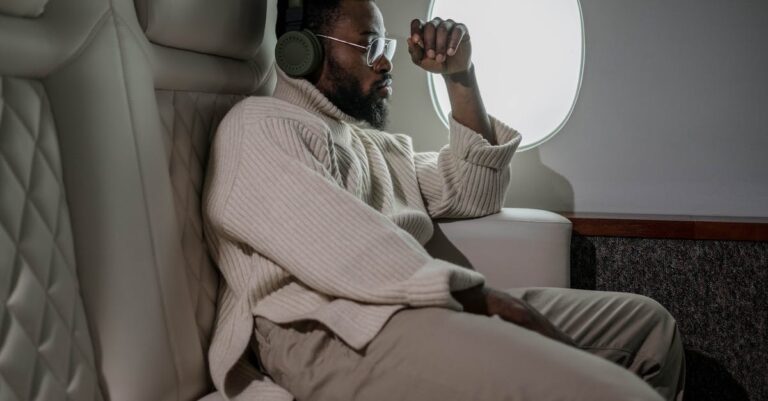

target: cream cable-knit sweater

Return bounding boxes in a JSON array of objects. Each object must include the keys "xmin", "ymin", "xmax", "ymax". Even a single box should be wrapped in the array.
[{"xmin": 203, "ymin": 68, "xmax": 522, "ymax": 400}]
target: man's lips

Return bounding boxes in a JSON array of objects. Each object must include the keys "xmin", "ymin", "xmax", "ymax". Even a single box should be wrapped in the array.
[
  {"xmin": 377, "ymin": 78, "xmax": 393, "ymax": 89},
  {"xmin": 376, "ymin": 78, "xmax": 393, "ymax": 97}
]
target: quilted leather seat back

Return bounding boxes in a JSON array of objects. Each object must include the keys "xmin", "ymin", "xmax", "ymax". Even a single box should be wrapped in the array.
[
  {"xmin": 0, "ymin": 2, "xmax": 105, "ymax": 400},
  {"xmin": 2, "ymin": 0, "xmax": 276, "ymax": 398},
  {"xmin": 1, "ymin": 0, "xmax": 249, "ymax": 399},
  {"xmin": 134, "ymin": 0, "xmax": 277, "ymax": 369},
  {"xmin": 0, "ymin": 77, "xmax": 103, "ymax": 401}
]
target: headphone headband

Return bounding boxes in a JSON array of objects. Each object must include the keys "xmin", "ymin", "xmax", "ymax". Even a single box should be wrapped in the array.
[{"xmin": 284, "ymin": 0, "xmax": 303, "ymax": 32}]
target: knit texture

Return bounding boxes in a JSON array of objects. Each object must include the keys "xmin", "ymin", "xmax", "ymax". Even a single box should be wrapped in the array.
[{"xmin": 203, "ymin": 68, "xmax": 522, "ymax": 400}]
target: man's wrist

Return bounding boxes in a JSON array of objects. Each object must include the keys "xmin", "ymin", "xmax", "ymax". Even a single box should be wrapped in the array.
[
  {"xmin": 442, "ymin": 63, "xmax": 475, "ymax": 87},
  {"xmin": 452, "ymin": 283, "xmax": 490, "ymax": 315}
]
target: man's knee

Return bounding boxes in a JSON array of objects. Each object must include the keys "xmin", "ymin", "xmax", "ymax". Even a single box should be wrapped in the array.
[
  {"xmin": 621, "ymin": 293, "xmax": 683, "ymax": 346},
  {"xmin": 631, "ymin": 293, "xmax": 676, "ymax": 321},
  {"xmin": 619, "ymin": 293, "xmax": 686, "ymax": 399}
]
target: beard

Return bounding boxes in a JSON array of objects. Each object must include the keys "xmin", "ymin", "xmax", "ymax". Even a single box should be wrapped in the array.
[{"xmin": 322, "ymin": 58, "xmax": 390, "ymax": 129}]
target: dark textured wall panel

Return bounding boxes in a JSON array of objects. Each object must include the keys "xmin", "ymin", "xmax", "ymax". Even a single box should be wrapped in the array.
[{"xmin": 571, "ymin": 235, "xmax": 767, "ymax": 401}]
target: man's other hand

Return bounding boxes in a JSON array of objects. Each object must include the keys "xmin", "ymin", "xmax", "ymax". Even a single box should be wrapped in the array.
[
  {"xmin": 408, "ymin": 17, "xmax": 472, "ymax": 75},
  {"xmin": 453, "ymin": 285, "xmax": 576, "ymax": 346}
]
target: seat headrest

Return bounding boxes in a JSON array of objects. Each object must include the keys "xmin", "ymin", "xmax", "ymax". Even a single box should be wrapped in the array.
[
  {"xmin": 135, "ymin": 0, "xmax": 272, "ymax": 61},
  {"xmin": 0, "ymin": 0, "xmax": 48, "ymax": 18}
]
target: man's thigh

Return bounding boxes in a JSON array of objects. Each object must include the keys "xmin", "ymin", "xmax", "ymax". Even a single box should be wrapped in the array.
[
  {"xmin": 254, "ymin": 307, "xmax": 661, "ymax": 401},
  {"xmin": 504, "ymin": 287, "xmax": 685, "ymax": 401},
  {"xmin": 505, "ymin": 287, "xmax": 677, "ymax": 356}
]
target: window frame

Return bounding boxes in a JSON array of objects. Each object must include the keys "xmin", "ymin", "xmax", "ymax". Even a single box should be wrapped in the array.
[{"xmin": 426, "ymin": 0, "xmax": 586, "ymax": 151}]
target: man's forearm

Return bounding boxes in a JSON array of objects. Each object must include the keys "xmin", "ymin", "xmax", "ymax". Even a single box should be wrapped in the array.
[{"xmin": 443, "ymin": 64, "xmax": 495, "ymax": 145}]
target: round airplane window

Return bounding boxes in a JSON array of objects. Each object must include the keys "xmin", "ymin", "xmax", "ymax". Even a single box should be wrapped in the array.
[{"xmin": 428, "ymin": 0, "xmax": 584, "ymax": 150}]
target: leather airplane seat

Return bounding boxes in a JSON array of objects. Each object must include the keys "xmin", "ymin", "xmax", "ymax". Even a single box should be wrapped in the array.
[{"xmin": 2, "ymin": 0, "xmax": 275, "ymax": 399}]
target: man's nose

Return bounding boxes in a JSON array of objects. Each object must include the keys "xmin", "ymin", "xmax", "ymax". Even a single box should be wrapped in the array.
[{"xmin": 373, "ymin": 54, "xmax": 393, "ymax": 73}]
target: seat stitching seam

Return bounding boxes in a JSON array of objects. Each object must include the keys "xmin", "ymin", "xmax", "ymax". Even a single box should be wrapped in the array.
[
  {"xmin": 171, "ymin": 105, "xmax": 197, "ymax": 270},
  {"xmin": 8, "ymin": 253, "xmax": 94, "ymax": 392},
  {"xmin": 12, "ymin": 194, "xmax": 101, "ymax": 375},
  {"xmin": 191, "ymin": 95, "xmax": 209, "ymax": 169},
  {"xmin": 165, "ymin": 93, "xmax": 215, "ymax": 314},
  {"xmin": 5, "ymin": 76, "xmax": 43, "ymax": 400},
  {"xmin": 184, "ymin": 95, "xmax": 219, "ymax": 307},
  {"xmin": 0, "ymin": 102, "xmax": 74, "ymax": 274},
  {"xmin": 0, "ymin": 372, "xmax": 27, "ymax": 401},
  {"xmin": 167, "ymin": 102, "xmax": 210, "ymax": 313}
]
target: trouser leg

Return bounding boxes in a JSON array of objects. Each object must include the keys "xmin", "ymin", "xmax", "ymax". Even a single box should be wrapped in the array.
[
  {"xmin": 504, "ymin": 288, "xmax": 686, "ymax": 401},
  {"xmin": 254, "ymin": 305, "xmax": 664, "ymax": 401}
]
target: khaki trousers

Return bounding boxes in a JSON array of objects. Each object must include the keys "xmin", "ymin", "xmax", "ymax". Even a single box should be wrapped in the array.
[{"xmin": 253, "ymin": 288, "xmax": 686, "ymax": 401}]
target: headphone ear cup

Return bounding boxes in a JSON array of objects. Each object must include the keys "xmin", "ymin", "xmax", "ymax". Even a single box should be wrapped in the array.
[{"xmin": 275, "ymin": 30, "xmax": 323, "ymax": 77}]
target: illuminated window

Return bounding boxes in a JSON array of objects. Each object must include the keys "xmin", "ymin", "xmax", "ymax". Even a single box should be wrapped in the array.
[{"xmin": 429, "ymin": 0, "xmax": 584, "ymax": 150}]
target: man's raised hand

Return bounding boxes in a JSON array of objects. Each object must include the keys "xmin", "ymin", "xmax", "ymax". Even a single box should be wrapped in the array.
[{"xmin": 408, "ymin": 17, "xmax": 472, "ymax": 75}]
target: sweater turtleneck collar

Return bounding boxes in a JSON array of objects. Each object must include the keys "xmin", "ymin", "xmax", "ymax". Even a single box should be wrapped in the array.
[{"xmin": 272, "ymin": 67, "xmax": 363, "ymax": 126}]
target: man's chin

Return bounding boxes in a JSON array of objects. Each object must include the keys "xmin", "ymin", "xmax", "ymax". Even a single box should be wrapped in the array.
[{"xmin": 368, "ymin": 106, "xmax": 389, "ymax": 129}]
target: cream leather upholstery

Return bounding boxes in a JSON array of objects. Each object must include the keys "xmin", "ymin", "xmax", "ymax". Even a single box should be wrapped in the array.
[
  {"xmin": 144, "ymin": 0, "xmax": 276, "ymax": 368},
  {"xmin": 426, "ymin": 209, "xmax": 572, "ymax": 289},
  {"xmin": 0, "ymin": 0, "xmax": 49, "ymax": 18},
  {"xmin": 1, "ymin": 0, "xmax": 570, "ymax": 400},
  {"xmin": 0, "ymin": 77, "xmax": 103, "ymax": 401},
  {"xmin": 1, "ymin": 0, "xmax": 274, "ymax": 399},
  {"xmin": 1, "ymin": 1, "xmax": 107, "ymax": 400},
  {"xmin": 135, "ymin": 0, "xmax": 272, "ymax": 61}
]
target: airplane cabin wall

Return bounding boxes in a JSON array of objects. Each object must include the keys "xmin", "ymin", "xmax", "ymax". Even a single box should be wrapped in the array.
[{"xmin": 378, "ymin": 0, "xmax": 768, "ymax": 217}]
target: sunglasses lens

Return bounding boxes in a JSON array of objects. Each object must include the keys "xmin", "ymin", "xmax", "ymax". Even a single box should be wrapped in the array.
[
  {"xmin": 368, "ymin": 38, "xmax": 397, "ymax": 65},
  {"xmin": 384, "ymin": 39, "xmax": 396, "ymax": 60}
]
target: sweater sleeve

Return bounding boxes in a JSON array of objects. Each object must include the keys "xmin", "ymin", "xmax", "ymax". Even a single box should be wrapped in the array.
[
  {"xmin": 211, "ymin": 117, "xmax": 485, "ymax": 310},
  {"xmin": 413, "ymin": 114, "xmax": 522, "ymax": 219}
]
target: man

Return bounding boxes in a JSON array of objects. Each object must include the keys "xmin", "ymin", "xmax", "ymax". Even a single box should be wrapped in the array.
[{"xmin": 202, "ymin": 1, "xmax": 685, "ymax": 400}]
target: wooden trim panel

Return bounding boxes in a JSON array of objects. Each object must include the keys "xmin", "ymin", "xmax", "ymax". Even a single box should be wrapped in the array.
[{"xmin": 559, "ymin": 213, "xmax": 768, "ymax": 242}]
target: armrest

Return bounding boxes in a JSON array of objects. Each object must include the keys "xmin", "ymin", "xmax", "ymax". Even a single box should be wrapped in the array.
[{"xmin": 424, "ymin": 208, "xmax": 572, "ymax": 289}]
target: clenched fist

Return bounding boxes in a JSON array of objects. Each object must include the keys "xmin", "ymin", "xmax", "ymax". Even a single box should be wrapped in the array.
[{"xmin": 408, "ymin": 17, "xmax": 472, "ymax": 75}]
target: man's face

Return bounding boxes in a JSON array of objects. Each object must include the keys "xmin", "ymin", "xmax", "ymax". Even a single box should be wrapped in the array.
[{"xmin": 315, "ymin": 1, "xmax": 393, "ymax": 129}]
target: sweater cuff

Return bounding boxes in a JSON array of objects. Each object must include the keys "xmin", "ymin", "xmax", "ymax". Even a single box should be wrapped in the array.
[
  {"xmin": 448, "ymin": 113, "xmax": 522, "ymax": 170},
  {"xmin": 405, "ymin": 258, "xmax": 486, "ymax": 311}
]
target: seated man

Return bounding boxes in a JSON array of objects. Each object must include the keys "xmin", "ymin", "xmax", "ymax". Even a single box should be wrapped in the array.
[{"xmin": 202, "ymin": 0, "xmax": 685, "ymax": 400}]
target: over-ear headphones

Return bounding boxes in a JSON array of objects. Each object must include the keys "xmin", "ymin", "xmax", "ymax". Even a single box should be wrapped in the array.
[{"xmin": 275, "ymin": 0, "xmax": 323, "ymax": 77}]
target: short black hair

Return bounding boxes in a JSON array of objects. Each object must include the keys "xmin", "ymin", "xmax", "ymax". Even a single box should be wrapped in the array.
[
  {"xmin": 303, "ymin": 0, "xmax": 344, "ymax": 35},
  {"xmin": 276, "ymin": 0, "xmax": 374, "ymax": 37}
]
